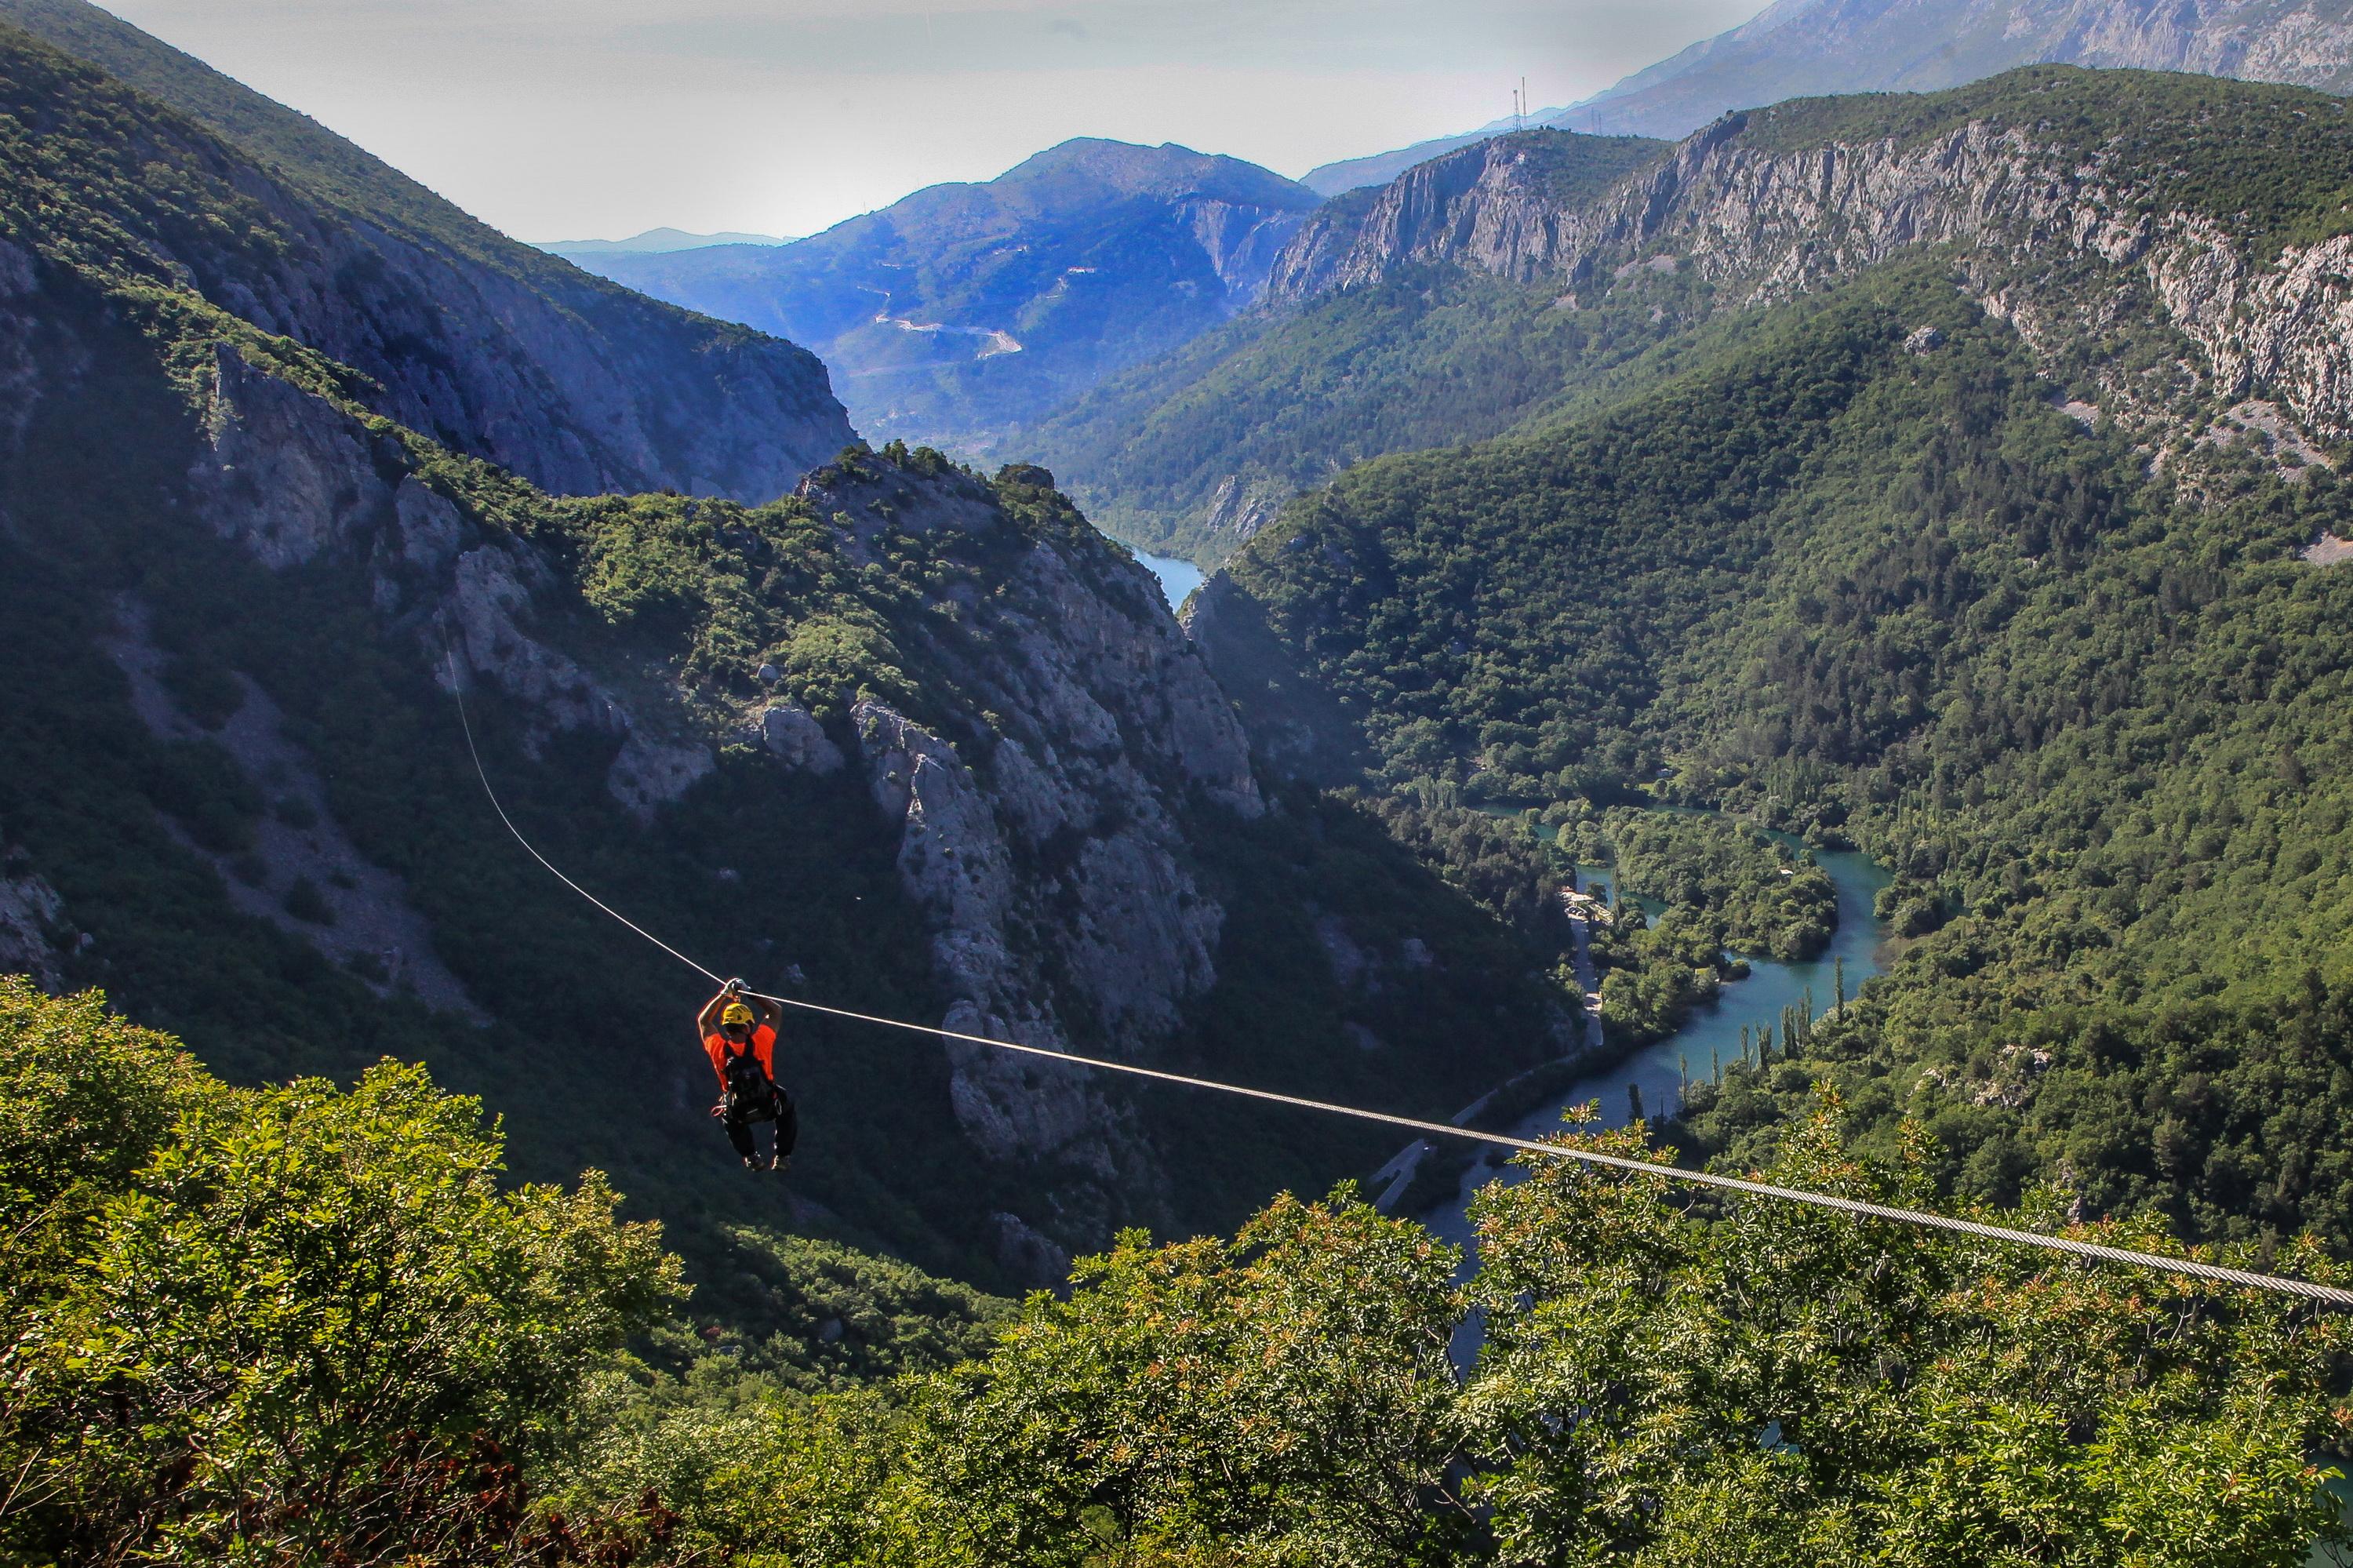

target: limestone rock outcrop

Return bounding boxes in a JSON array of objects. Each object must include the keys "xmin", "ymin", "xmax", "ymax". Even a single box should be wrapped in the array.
[
  {"xmin": 55, "ymin": 282, "xmax": 1267, "ymax": 1262},
  {"xmin": 0, "ymin": 835, "xmax": 64, "ymax": 994},
  {"xmin": 774, "ymin": 461, "xmax": 1266, "ymax": 1246},
  {"xmin": 1266, "ymin": 78, "xmax": 2353, "ymax": 449}
]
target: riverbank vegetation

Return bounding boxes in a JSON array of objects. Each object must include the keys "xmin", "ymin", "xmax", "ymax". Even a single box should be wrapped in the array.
[
  {"xmin": 6, "ymin": 980, "xmax": 2341, "ymax": 1565},
  {"xmin": 1586, "ymin": 905, "xmax": 1726, "ymax": 1047},
  {"xmin": 1597, "ymin": 809, "xmax": 1836, "ymax": 960}
]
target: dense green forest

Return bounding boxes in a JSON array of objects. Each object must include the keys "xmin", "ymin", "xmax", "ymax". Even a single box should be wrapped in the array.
[
  {"xmin": 1203, "ymin": 238, "xmax": 2353, "ymax": 1253},
  {"xmin": 8, "ymin": 979, "xmax": 2343, "ymax": 1565},
  {"xmin": 1591, "ymin": 809, "xmax": 1837, "ymax": 960}
]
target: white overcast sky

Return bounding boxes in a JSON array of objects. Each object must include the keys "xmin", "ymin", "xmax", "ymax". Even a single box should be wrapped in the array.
[{"xmin": 96, "ymin": 0, "xmax": 1767, "ymax": 242}]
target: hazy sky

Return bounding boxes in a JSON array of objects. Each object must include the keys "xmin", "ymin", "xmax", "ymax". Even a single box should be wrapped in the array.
[{"xmin": 100, "ymin": 0, "xmax": 1768, "ymax": 242}]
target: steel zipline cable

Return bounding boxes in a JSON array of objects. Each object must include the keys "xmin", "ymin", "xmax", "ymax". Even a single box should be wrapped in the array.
[{"xmin": 446, "ymin": 669, "xmax": 2353, "ymax": 1310}]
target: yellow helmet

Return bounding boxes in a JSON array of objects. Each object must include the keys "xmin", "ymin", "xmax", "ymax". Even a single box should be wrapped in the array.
[{"xmin": 721, "ymin": 1001, "xmax": 755, "ymax": 1028}]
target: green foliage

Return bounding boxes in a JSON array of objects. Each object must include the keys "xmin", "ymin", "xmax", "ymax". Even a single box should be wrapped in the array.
[
  {"xmin": 0, "ymin": 980, "xmax": 682, "ymax": 1565},
  {"xmin": 555, "ymin": 1109, "xmax": 2350, "ymax": 1566},
  {"xmin": 1460, "ymin": 1101, "xmax": 2353, "ymax": 1566},
  {"xmin": 0, "ymin": 977, "xmax": 204, "ymax": 1291},
  {"xmin": 1348, "ymin": 792, "xmax": 1564, "ymax": 938},
  {"xmin": 1587, "ymin": 905, "xmax": 1733, "ymax": 1047},
  {"xmin": 5, "ymin": 983, "xmax": 2344, "ymax": 1564},
  {"xmin": 917, "ymin": 1194, "xmax": 1462, "ymax": 1563},
  {"xmin": 1601, "ymin": 808, "xmax": 1836, "ymax": 960},
  {"xmin": 722, "ymin": 1190, "xmax": 1470, "ymax": 1566},
  {"xmin": 680, "ymin": 1225, "xmax": 1014, "ymax": 1393},
  {"xmin": 1215, "ymin": 269, "xmax": 1969, "ymax": 797}
]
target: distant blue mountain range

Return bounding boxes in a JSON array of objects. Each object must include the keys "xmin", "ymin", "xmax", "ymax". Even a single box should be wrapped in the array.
[
  {"xmin": 567, "ymin": 139, "xmax": 1320, "ymax": 458},
  {"xmin": 541, "ymin": 227, "xmax": 792, "ymax": 255}
]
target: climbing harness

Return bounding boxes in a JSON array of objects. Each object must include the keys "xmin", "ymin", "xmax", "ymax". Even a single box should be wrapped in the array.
[{"xmin": 445, "ymin": 670, "xmax": 2353, "ymax": 1309}]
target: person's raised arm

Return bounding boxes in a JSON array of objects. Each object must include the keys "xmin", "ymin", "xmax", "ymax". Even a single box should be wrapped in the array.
[
  {"xmin": 695, "ymin": 986, "xmax": 731, "ymax": 1037},
  {"xmin": 748, "ymin": 989, "xmax": 783, "ymax": 1029}
]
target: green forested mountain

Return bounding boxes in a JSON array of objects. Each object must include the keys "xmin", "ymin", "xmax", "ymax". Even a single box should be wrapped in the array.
[
  {"xmin": 0, "ymin": 15, "xmax": 1569, "ymax": 1307},
  {"xmin": 1195, "ymin": 123, "xmax": 2353, "ymax": 1261},
  {"xmin": 1034, "ymin": 68, "xmax": 2353, "ymax": 567},
  {"xmin": 1029, "ymin": 130, "xmax": 1675, "ymax": 562},
  {"xmin": 568, "ymin": 140, "xmax": 1322, "ymax": 460}
]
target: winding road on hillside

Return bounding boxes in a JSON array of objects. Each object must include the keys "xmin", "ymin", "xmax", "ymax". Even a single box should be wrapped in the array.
[{"xmin": 864, "ymin": 287, "xmax": 1024, "ymax": 358}]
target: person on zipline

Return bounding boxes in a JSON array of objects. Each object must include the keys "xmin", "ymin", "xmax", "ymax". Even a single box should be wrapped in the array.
[{"xmin": 698, "ymin": 980, "xmax": 796, "ymax": 1171}]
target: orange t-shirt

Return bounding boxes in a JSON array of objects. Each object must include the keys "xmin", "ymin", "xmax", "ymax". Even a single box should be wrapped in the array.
[{"xmin": 704, "ymin": 1023, "xmax": 776, "ymax": 1088}]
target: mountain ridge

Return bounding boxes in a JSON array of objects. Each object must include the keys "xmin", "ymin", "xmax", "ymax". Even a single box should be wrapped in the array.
[
  {"xmin": 573, "ymin": 137, "xmax": 1322, "ymax": 458},
  {"xmin": 1300, "ymin": 0, "xmax": 2353, "ymax": 216},
  {"xmin": 0, "ymin": 0, "xmax": 855, "ymax": 502},
  {"xmin": 544, "ymin": 227, "xmax": 793, "ymax": 254},
  {"xmin": 1034, "ymin": 67, "xmax": 2353, "ymax": 566}
]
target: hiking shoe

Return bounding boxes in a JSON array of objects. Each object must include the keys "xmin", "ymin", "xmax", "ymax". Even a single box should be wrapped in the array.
[
  {"xmin": 742, "ymin": 1154, "xmax": 763, "ymax": 1170},
  {"xmin": 772, "ymin": 1154, "xmax": 790, "ymax": 1173}
]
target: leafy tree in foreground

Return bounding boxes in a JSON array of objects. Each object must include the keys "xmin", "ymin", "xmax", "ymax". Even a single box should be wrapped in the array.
[
  {"xmin": 0, "ymin": 976, "xmax": 682, "ymax": 1566},
  {"xmin": 757, "ymin": 1191, "xmax": 1469, "ymax": 1566},
  {"xmin": 5, "ymin": 979, "xmax": 2347, "ymax": 1564},
  {"xmin": 1461, "ymin": 1101, "xmax": 2353, "ymax": 1566},
  {"xmin": 650, "ymin": 1110, "xmax": 2349, "ymax": 1566}
]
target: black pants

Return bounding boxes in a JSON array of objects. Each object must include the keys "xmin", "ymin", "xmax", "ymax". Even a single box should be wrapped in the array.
[{"xmin": 723, "ymin": 1087, "xmax": 797, "ymax": 1163}]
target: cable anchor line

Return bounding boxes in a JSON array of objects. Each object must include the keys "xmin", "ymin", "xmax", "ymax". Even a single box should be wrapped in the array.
[{"xmin": 446, "ymin": 672, "xmax": 2353, "ymax": 1309}]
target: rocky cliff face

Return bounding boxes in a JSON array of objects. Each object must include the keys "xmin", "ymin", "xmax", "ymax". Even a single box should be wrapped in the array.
[
  {"xmin": 42, "ymin": 256, "xmax": 1265, "ymax": 1264},
  {"xmin": 0, "ymin": 831, "xmax": 64, "ymax": 993},
  {"xmin": 1184, "ymin": 199, "xmax": 1314, "ymax": 307},
  {"xmin": 792, "ymin": 463, "xmax": 1262, "ymax": 1255},
  {"xmin": 1267, "ymin": 71, "xmax": 2353, "ymax": 448},
  {"xmin": 0, "ymin": 9, "xmax": 853, "ymax": 502},
  {"xmin": 1268, "ymin": 134, "xmax": 1635, "ymax": 304}
]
